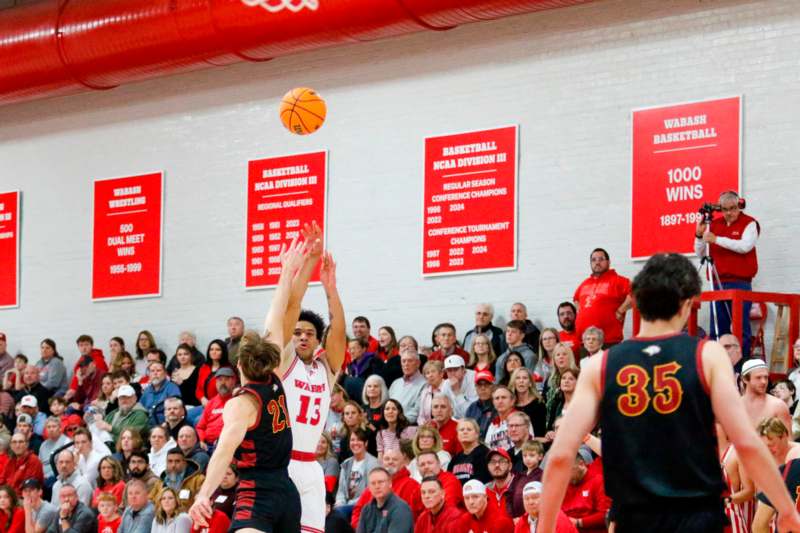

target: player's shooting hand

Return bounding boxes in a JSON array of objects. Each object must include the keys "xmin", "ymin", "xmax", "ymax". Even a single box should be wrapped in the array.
[
  {"xmin": 189, "ymin": 496, "xmax": 213, "ymax": 527},
  {"xmin": 301, "ymin": 221, "xmax": 323, "ymax": 258},
  {"xmin": 279, "ymin": 236, "xmax": 307, "ymax": 275},
  {"xmin": 319, "ymin": 252, "xmax": 337, "ymax": 290}
]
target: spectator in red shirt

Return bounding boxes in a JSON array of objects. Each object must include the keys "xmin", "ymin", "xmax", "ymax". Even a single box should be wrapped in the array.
[
  {"xmin": 195, "ymin": 367, "xmax": 236, "ymax": 447},
  {"xmin": 376, "ymin": 326, "xmax": 400, "ymax": 362},
  {"xmin": 458, "ymin": 479, "xmax": 513, "ymax": 533},
  {"xmin": 429, "ymin": 395, "xmax": 461, "ymax": 457},
  {"xmin": 350, "ymin": 448, "xmax": 423, "ymax": 528},
  {"xmin": 190, "ymin": 508, "xmax": 229, "ymax": 533},
  {"xmin": 557, "ymin": 302, "xmax": 581, "ymax": 358},
  {"xmin": 0, "ymin": 485, "xmax": 24, "ymax": 533},
  {"xmin": 194, "ymin": 340, "xmax": 232, "ymax": 409},
  {"xmin": 0, "ymin": 434, "xmax": 43, "ymax": 493},
  {"xmin": 416, "ymin": 451, "xmax": 463, "ymax": 510},
  {"xmin": 96, "ymin": 492, "xmax": 121, "ymax": 533},
  {"xmin": 69, "ymin": 335, "xmax": 108, "ymax": 378},
  {"xmin": 415, "ymin": 476, "xmax": 464, "ymax": 533},
  {"xmin": 352, "ymin": 316, "xmax": 379, "ymax": 354},
  {"xmin": 561, "ymin": 451, "xmax": 611, "ymax": 532},
  {"xmin": 485, "ymin": 448, "xmax": 514, "ymax": 520},
  {"xmin": 573, "ymin": 248, "xmax": 632, "ymax": 347},
  {"xmin": 514, "ymin": 481, "xmax": 577, "ymax": 533},
  {"xmin": 65, "ymin": 356, "xmax": 106, "ymax": 411},
  {"xmin": 429, "ymin": 324, "xmax": 469, "ymax": 366}
]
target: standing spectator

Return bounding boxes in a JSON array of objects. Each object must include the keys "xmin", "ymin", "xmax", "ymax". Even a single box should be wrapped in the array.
[
  {"xmin": 511, "ymin": 368, "xmax": 547, "ymax": 443},
  {"xmin": 223, "ymin": 317, "xmax": 244, "ymax": 366},
  {"xmin": 485, "ymin": 386, "xmax": 516, "ymax": 450},
  {"xmin": 168, "ymin": 346, "xmax": 200, "ymax": 410},
  {"xmin": 376, "ymin": 327, "xmax": 400, "ymax": 362},
  {"xmin": 408, "ymin": 428, "xmax": 451, "ymax": 481},
  {"xmin": 486, "ymin": 449, "xmax": 515, "ymax": 520},
  {"xmin": 208, "ymin": 465, "xmax": 237, "ymax": 519},
  {"xmin": 96, "ymin": 492, "xmax": 122, "ymax": 533},
  {"xmin": 351, "ymin": 450, "xmax": 423, "ymax": 528},
  {"xmin": 573, "ymin": 248, "xmax": 632, "ymax": 346},
  {"xmin": 147, "ymin": 427, "xmax": 176, "ymax": 478},
  {"xmin": 467, "ymin": 334, "xmax": 496, "ymax": 374},
  {"xmin": 0, "ymin": 434, "xmax": 43, "ymax": 493},
  {"xmin": 139, "ymin": 363, "xmax": 181, "ymax": 426},
  {"xmin": 0, "ymin": 484, "xmax": 24, "ymax": 533},
  {"xmin": 125, "ymin": 452, "xmax": 163, "ymax": 503},
  {"xmin": 94, "ymin": 385, "xmax": 148, "ymax": 444},
  {"xmin": 388, "ymin": 351, "xmax": 426, "ymax": 425},
  {"xmin": 150, "ymin": 488, "xmax": 191, "ymax": 533},
  {"xmin": 335, "ymin": 430, "xmax": 379, "ymax": 521},
  {"xmin": 458, "ymin": 480, "xmax": 514, "ymax": 533},
  {"xmin": 772, "ymin": 379, "xmax": 798, "ymax": 418},
  {"xmin": 560, "ymin": 451, "xmax": 611, "ymax": 532},
  {"xmin": 430, "ymin": 325, "xmax": 470, "ymax": 366},
  {"xmin": 21, "ymin": 478, "xmax": 57, "ymax": 533},
  {"xmin": 507, "ymin": 441, "xmax": 545, "ymax": 519},
  {"xmin": 162, "ymin": 398, "xmax": 189, "ymax": 442},
  {"xmin": 194, "ymin": 368, "xmax": 236, "ymax": 449},
  {"xmin": 65, "ymin": 356, "xmax": 106, "ymax": 411},
  {"xmin": 166, "ymin": 333, "xmax": 204, "ymax": 373},
  {"xmin": 441, "ymin": 356, "xmax": 476, "ymax": 419},
  {"xmin": 159, "ymin": 449, "xmax": 204, "ymax": 512},
  {"xmin": 50, "ymin": 452, "xmax": 91, "ymax": 507},
  {"xmin": 580, "ymin": 327, "xmax": 604, "ymax": 360},
  {"xmin": 176, "ymin": 427, "xmax": 210, "ymax": 473},
  {"xmin": 361, "ymin": 375, "xmax": 388, "ymax": 431},
  {"xmin": 35, "ymin": 340, "xmax": 68, "ymax": 397},
  {"xmin": 47, "ymin": 485, "xmax": 96, "ymax": 533},
  {"xmin": 92, "ymin": 457, "xmax": 126, "ymax": 508},
  {"xmin": 533, "ymin": 328, "xmax": 559, "ymax": 393},
  {"xmin": 429, "ymin": 395, "xmax": 461, "ymax": 457},
  {"xmin": 448, "ymin": 419, "xmax": 491, "ymax": 485},
  {"xmin": 465, "ymin": 370, "xmax": 497, "ymax": 440},
  {"xmin": 355, "ymin": 468, "xmax": 413, "ymax": 533},
  {"xmin": 40, "ymin": 417, "xmax": 68, "ymax": 486},
  {"xmin": 510, "ymin": 303, "xmax": 541, "ymax": 351},
  {"xmin": 134, "ymin": 331, "xmax": 157, "ymax": 378},
  {"xmin": 414, "ymin": 476, "xmax": 464, "ymax": 533},
  {"xmin": 193, "ymin": 341, "xmax": 230, "ymax": 409},
  {"xmin": 117, "ymin": 479, "xmax": 154, "ymax": 533},
  {"xmin": 417, "ymin": 362, "xmax": 454, "ymax": 427},
  {"xmin": 375, "ymin": 400, "xmax": 416, "ymax": 461},
  {"xmin": 556, "ymin": 303, "xmax": 580, "ymax": 358},
  {"xmin": 495, "ymin": 321, "xmax": 538, "ymax": 385},
  {"xmin": 72, "ymin": 429, "xmax": 107, "ymax": 486},
  {"xmin": 514, "ymin": 481, "xmax": 577, "ymax": 533},
  {"xmin": 463, "ymin": 304, "xmax": 507, "ymax": 356},
  {"xmin": 352, "ymin": 317, "xmax": 380, "ymax": 354},
  {"xmin": 0, "ymin": 335, "xmax": 13, "ymax": 376}
]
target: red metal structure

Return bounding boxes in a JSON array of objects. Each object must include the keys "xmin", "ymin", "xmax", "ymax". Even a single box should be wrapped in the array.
[{"xmin": 0, "ymin": 0, "xmax": 596, "ymax": 105}]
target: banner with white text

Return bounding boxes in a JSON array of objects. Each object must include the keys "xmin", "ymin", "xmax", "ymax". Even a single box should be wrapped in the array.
[{"xmin": 0, "ymin": 191, "xmax": 20, "ymax": 309}]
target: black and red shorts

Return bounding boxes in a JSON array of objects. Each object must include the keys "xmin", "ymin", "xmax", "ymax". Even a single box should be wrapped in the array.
[{"xmin": 231, "ymin": 471, "xmax": 301, "ymax": 533}]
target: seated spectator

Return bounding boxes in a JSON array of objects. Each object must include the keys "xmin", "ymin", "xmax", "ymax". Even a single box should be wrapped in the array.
[
  {"xmin": 350, "ymin": 448, "xmax": 423, "ymax": 528},
  {"xmin": 361, "ymin": 375, "xmax": 388, "ymax": 431},
  {"xmin": 96, "ymin": 492, "xmax": 122, "ymax": 533},
  {"xmin": 463, "ymin": 304, "xmax": 507, "ymax": 355},
  {"xmin": 431, "ymin": 395, "xmax": 461, "ymax": 457},
  {"xmin": 159, "ymin": 449, "xmax": 204, "ymax": 512},
  {"xmin": 515, "ymin": 481, "xmax": 577, "ymax": 533},
  {"xmin": 72, "ymin": 429, "xmax": 109, "ymax": 487},
  {"xmin": 417, "ymin": 361, "xmax": 455, "ymax": 427},
  {"xmin": 375, "ymin": 326, "xmax": 399, "ymax": 362},
  {"xmin": 506, "ymin": 412, "xmax": 533, "ymax": 472},
  {"xmin": 543, "ymin": 343, "xmax": 578, "ymax": 428},
  {"xmin": 21, "ymin": 478, "xmax": 58, "ymax": 533},
  {"xmin": 209, "ymin": 464, "xmax": 238, "ymax": 519},
  {"xmin": 51, "ymin": 451, "xmax": 91, "ymax": 507},
  {"xmin": 429, "ymin": 324, "xmax": 469, "ymax": 366},
  {"xmin": 387, "ymin": 351, "xmax": 426, "ymax": 425},
  {"xmin": 334, "ymin": 429, "xmax": 379, "ymax": 521},
  {"xmin": 561, "ymin": 451, "xmax": 611, "ymax": 532},
  {"xmin": 0, "ymin": 433, "xmax": 43, "ymax": 493},
  {"xmin": 92, "ymin": 457, "xmax": 126, "ymax": 508},
  {"xmin": 772, "ymin": 379, "xmax": 798, "ymax": 418},
  {"xmin": 189, "ymin": 508, "xmax": 229, "ymax": 533},
  {"xmin": 73, "ymin": 336, "xmax": 109, "ymax": 374},
  {"xmin": 193, "ymin": 340, "xmax": 230, "ymax": 409},
  {"xmin": 533, "ymin": 328, "xmax": 559, "ymax": 393},
  {"xmin": 35, "ymin": 339, "xmax": 68, "ymax": 397},
  {"xmin": 195, "ymin": 368, "xmax": 236, "ymax": 449},
  {"xmin": 0, "ymin": 392, "xmax": 14, "ymax": 432},
  {"xmin": 124, "ymin": 451, "xmax": 162, "ymax": 503},
  {"xmin": 510, "ymin": 303, "xmax": 542, "ymax": 350},
  {"xmin": 139, "ymin": 362, "xmax": 181, "ymax": 426},
  {"xmin": 465, "ymin": 370, "xmax": 497, "ymax": 440},
  {"xmin": 448, "ymin": 419, "xmax": 491, "ymax": 485},
  {"xmin": 17, "ymin": 395, "xmax": 46, "ymax": 437},
  {"xmin": 134, "ymin": 331, "xmax": 157, "ymax": 378},
  {"xmin": 147, "ymin": 427, "xmax": 176, "ymax": 477},
  {"xmin": 162, "ymin": 398, "xmax": 189, "ymax": 442},
  {"xmin": 415, "ymin": 451, "xmax": 461, "ymax": 510},
  {"xmin": 166, "ymin": 333, "xmax": 205, "ymax": 373},
  {"xmin": 497, "ymin": 352, "xmax": 525, "ymax": 387},
  {"xmin": 511, "ymin": 368, "xmax": 547, "ymax": 443},
  {"xmin": 495, "ymin": 321, "xmax": 538, "ymax": 384},
  {"xmin": 169, "ymin": 345, "xmax": 200, "ymax": 409},
  {"xmin": 381, "ymin": 336, "xmax": 425, "ymax": 389},
  {"xmin": 176, "ymin": 427, "xmax": 210, "ymax": 473},
  {"xmin": 325, "ymin": 384, "xmax": 348, "ymax": 456},
  {"xmin": 557, "ymin": 302, "xmax": 581, "ymax": 358},
  {"xmin": 351, "ymin": 316, "xmax": 380, "ymax": 354},
  {"xmin": 355, "ymin": 468, "xmax": 413, "ymax": 533},
  {"xmin": 337, "ymin": 402, "xmax": 374, "ymax": 464},
  {"xmin": 118, "ymin": 479, "xmax": 154, "ymax": 533},
  {"xmin": 581, "ymin": 327, "xmax": 604, "ymax": 360},
  {"xmin": 112, "ymin": 429, "xmax": 143, "ymax": 475},
  {"xmin": 485, "ymin": 386, "xmax": 516, "ymax": 450},
  {"xmin": 111, "ymin": 357, "xmax": 142, "ymax": 392},
  {"xmin": 468, "ymin": 334, "xmax": 497, "ymax": 374},
  {"xmin": 324, "ymin": 492, "xmax": 353, "ymax": 533},
  {"xmin": 408, "ymin": 427, "xmax": 451, "ymax": 481},
  {"xmin": 486, "ymin": 448, "xmax": 515, "ymax": 520},
  {"xmin": 14, "ymin": 416, "xmax": 42, "ymax": 454},
  {"xmin": 108, "ymin": 337, "xmax": 126, "ymax": 370},
  {"xmin": 507, "ymin": 441, "xmax": 545, "ymax": 519},
  {"xmin": 414, "ymin": 476, "xmax": 464, "ymax": 533},
  {"xmin": 0, "ymin": 484, "xmax": 24, "ymax": 533},
  {"xmin": 4, "ymin": 354, "xmax": 27, "ymax": 392},
  {"xmin": 546, "ymin": 369, "xmax": 579, "ymax": 432},
  {"xmin": 151, "ymin": 487, "xmax": 192, "ymax": 533},
  {"xmin": 458, "ymin": 479, "xmax": 513, "ymax": 533},
  {"xmin": 48, "ymin": 397, "xmax": 68, "ymax": 427},
  {"xmin": 343, "ymin": 338, "xmax": 383, "ymax": 401},
  {"xmin": 89, "ymin": 375, "xmax": 116, "ymax": 415},
  {"xmin": 375, "ymin": 400, "xmax": 416, "ymax": 461},
  {"xmin": 65, "ymin": 356, "xmax": 106, "ymax": 412},
  {"xmin": 316, "ymin": 433, "xmax": 340, "ymax": 495},
  {"xmin": 441, "ymin": 356, "xmax": 476, "ymax": 419},
  {"xmin": 47, "ymin": 484, "xmax": 96, "ymax": 533},
  {"xmin": 94, "ymin": 385, "xmax": 148, "ymax": 444},
  {"xmin": 788, "ymin": 338, "xmax": 800, "ymax": 392}
]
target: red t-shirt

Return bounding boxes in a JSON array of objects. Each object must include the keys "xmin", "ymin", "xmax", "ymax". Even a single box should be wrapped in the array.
[
  {"xmin": 436, "ymin": 418, "xmax": 462, "ymax": 457},
  {"xmin": 573, "ymin": 269, "xmax": 631, "ymax": 344},
  {"xmin": 561, "ymin": 471, "xmax": 611, "ymax": 532},
  {"xmin": 558, "ymin": 329, "xmax": 581, "ymax": 358},
  {"xmin": 98, "ymin": 515, "xmax": 121, "ymax": 533}
]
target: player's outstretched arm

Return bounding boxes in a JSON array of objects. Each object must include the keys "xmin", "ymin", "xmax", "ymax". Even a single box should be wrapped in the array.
[
  {"xmin": 704, "ymin": 341, "xmax": 800, "ymax": 530},
  {"xmin": 320, "ymin": 252, "xmax": 346, "ymax": 381},
  {"xmin": 539, "ymin": 354, "xmax": 602, "ymax": 533},
  {"xmin": 189, "ymin": 395, "xmax": 252, "ymax": 527},
  {"xmin": 282, "ymin": 221, "xmax": 323, "ymax": 345},
  {"xmin": 263, "ymin": 237, "xmax": 306, "ymax": 350}
]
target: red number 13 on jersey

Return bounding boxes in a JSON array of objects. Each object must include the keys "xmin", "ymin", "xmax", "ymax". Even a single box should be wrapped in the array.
[
  {"xmin": 617, "ymin": 362, "xmax": 683, "ymax": 417},
  {"xmin": 297, "ymin": 394, "xmax": 322, "ymax": 425}
]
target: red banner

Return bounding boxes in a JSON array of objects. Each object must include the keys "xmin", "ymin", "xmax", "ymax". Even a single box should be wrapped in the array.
[
  {"xmin": 92, "ymin": 173, "xmax": 163, "ymax": 301},
  {"xmin": 631, "ymin": 96, "xmax": 741, "ymax": 259},
  {"xmin": 0, "ymin": 191, "xmax": 20, "ymax": 309},
  {"xmin": 423, "ymin": 126, "xmax": 518, "ymax": 276},
  {"xmin": 245, "ymin": 151, "xmax": 327, "ymax": 289}
]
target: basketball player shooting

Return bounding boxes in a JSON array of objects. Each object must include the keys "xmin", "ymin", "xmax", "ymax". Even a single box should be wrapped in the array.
[
  {"xmin": 538, "ymin": 253, "xmax": 800, "ymax": 533},
  {"xmin": 189, "ymin": 238, "xmax": 307, "ymax": 533}
]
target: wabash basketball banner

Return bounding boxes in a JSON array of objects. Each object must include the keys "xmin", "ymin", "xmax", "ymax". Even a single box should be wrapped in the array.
[
  {"xmin": 631, "ymin": 96, "xmax": 741, "ymax": 259},
  {"xmin": 245, "ymin": 151, "xmax": 326, "ymax": 289},
  {"xmin": 92, "ymin": 173, "xmax": 163, "ymax": 301},
  {"xmin": 0, "ymin": 191, "xmax": 20, "ymax": 309},
  {"xmin": 423, "ymin": 125, "xmax": 518, "ymax": 277}
]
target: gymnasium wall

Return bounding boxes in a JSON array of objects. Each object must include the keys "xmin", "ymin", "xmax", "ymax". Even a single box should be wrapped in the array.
[{"xmin": 1, "ymin": 0, "xmax": 798, "ymax": 363}]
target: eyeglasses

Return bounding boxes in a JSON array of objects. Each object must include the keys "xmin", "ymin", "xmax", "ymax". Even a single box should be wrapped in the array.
[{"xmin": 489, "ymin": 458, "xmax": 509, "ymax": 465}]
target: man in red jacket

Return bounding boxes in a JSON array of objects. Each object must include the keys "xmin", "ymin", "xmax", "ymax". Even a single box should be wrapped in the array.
[
  {"xmin": 195, "ymin": 368, "xmax": 236, "ymax": 447},
  {"xmin": 458, "ymin": 479, "xmax": 513, "ymax": 533},
  {"xmin": 429, "ymin": 324, "xmax": 470, "ymax": 366},
  {"xmin": 429, "ymin": 395, "xmax": 461, "ymax": 456},
  {"xmin": 415, "ymin": 476, "xmax": 464, "ymax": 533},
  {"xmin": 486, "ymin": 448, "xmax": 514, "ymax": 520},
  {"xmin": 514, "ymin": 481, "xmax": 577, "ymax": 533},
  {"xmin": 417, "ymin": 451, "xmax": 463, "ymax": 510},
  {"xmin": 560, "ymin": 451, "xmax": 610, "ymax": 532},
  {"xmin": 350, "ymin": 448, "xmax": 422, "ymax": 528},
  {"xmin": 0, "ymin": 433, "xmax": 43, "ymax": 493}
]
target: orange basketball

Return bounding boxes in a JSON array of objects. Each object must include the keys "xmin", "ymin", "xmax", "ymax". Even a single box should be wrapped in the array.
[{"xmin": 279, "ymin": 87, "xmax": 327, "ymax": 135}]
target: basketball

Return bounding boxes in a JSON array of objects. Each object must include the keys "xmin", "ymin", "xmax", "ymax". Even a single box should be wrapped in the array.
[{"xmin": 279, "ymin": 87, "xmax": 327, "ymax": 135}]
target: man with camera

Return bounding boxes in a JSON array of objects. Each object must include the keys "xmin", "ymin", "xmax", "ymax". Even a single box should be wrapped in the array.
[{"xmin": 694, "ymin": 190, "xmax": 760, "ymax": 358}]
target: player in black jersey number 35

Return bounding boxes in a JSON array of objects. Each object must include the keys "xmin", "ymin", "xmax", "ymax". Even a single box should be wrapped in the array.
[
  {"xmin": 539, "ymin": 253, "xmax": 800, "ymax": 533},
  {"xmin": 189, "ymin": 238, "xmax": 307, "ymax": 533}
]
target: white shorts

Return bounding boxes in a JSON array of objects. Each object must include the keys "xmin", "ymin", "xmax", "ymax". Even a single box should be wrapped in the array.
[{"xmin": 288, "ymin": 458, "xmax": 325, "ymax": 533}]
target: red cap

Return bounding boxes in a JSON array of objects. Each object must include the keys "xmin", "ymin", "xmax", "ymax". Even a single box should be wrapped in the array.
[
  {"xmin": 487, "ymin": 448, "xmax": 511, "ymax": 462},
  {"xmin": 474, "ymin": 369, "xmax": 494, "ymax": 384}
]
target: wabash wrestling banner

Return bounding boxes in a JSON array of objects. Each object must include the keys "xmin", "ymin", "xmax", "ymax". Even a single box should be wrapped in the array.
[
  {"xmin": 631, "ymin": 96, "xmax": 741, "ymax": 259},
  {"xmin": 0, "ymin": 191, "xmax": 20, "ymax": 309},
  {"xmin": 423, "ymin": 125, "xmax": 518, "ymax": 277},
  {"xmin": 245, "ymin": 151, "xmax": 327, "ymax": 289},
  {"xmin": 92, "ymin": 172, "xmax": 163, "ymax": 301}
]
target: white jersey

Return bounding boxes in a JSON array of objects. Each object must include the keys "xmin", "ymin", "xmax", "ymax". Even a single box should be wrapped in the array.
[{"xmin": 281, "ymin": 351, "xmax": 332, "ymax": 454}]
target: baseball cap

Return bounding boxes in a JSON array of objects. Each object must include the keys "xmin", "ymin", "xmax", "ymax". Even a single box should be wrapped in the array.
[
  {"xmin": 78, "ymin": 355, "xmax": 94, "ymax": 367},
  {"xmin": 215, "ymin": 367, "xmax": 236, "ymax": 378},
  {"xmin": 117, "ymin": 385, "xmax": 136, "ymax": 397},
  {"xmin": 19, "ymin": 395, "xmax": 37, "ymax": 408},
  {"xmin": 742, "ymin": 358, "xmax": 767, "ymax": 376},
  {"xmin": 523, "ymin": 481, "xmax": 543, "ymax": 496},
  {"xmin": 474, "ymin": 369, "xmax": 494, "ymax": 384},
  {"xmin": 21, "ymin": 478, "xmax": 41, "ymax": 490},
  {"xmin": 487, "ymin": 448, "xmax": 512, "ymax": 462},
  {"xmin": 444, "ymin": 355, "xmax": 465, "ymax": 370},
  {"xmin": 16, "ymin": 414, "xmax": 32, "ymax": 425},
  {"xmin": 462, "ymin": 479, "xmax": 486, "ymax": 497}
]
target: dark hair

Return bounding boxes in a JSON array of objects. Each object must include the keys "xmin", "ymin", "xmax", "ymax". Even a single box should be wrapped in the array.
[
  {"xmin": 72, "ymin": 427, "xmax": 92, "ymax": 441},
  {"xmin": 379, "ymin": 399, "xmax": 410, "ymax": 438},
  {"xmin": 632, "ymin": 253, "xmax": 701, "ymax": 321},
  {"xmin": 109, "ymin": 370, "xmax": 131, "ymax": 382},
  {"xmin": 135, "ymin": 330, "xmax": 157, "ymax": 360},
  {"xmin": 349, "ymin": 427, "xmax": 369, "ymax": 446},
  {"xmin": 298, "ymin": 310, "xmax": 326, "ymax": 341},
  {"xmin": 97, "ymin": 457, "xmax": 124, "ymax": 488},
  {"xmin": 505, "ymin": 352, "xmax": 525, "ymax": 370},
  {"xmin": 590, "ymin": 248, "xmax": 610, "ymax": 261},
  {"xmin": 110, "ymin": 336, "xmax": 125, "ymax": 348},
  {"xmin": 352, "ymin": 316, "xmax": 371, "ymax": 329},
  {"xmin": 166, "ymin": 447, "xmax": 185, "ymax": 458},
  {"xmin": 420, "ymin": 476, "xmax": 443, "ymax": 489},
  {"xmin": 174, "ymin": 343, "xmax": 195, "ymax": 365},
  {"xmin": 13, "ymin": 354, "xmax": 27, "ymax": 363},
  {"xmin": 378, "ymin": 326, "xmax": 398, "ymax": 355},
  {"xmin": 0, "ymin": 485, "xmax": 19, "ymax": 519},
  {"xmin": 147, "ymin": 348, "xmax": 167, "ymax": 365},
  {"xmin": 432, "ymin": 322, "xmax": 457, "ymax": 347},
  {"xmin": 397, "ymin": 335, "xmax": 418, "ymax": 352},
  {"xmin": 776, "ymin": 379, "xmax": 796, "ymax": 397},
  {"xmin": 238, "ymin": 331, "xmax": 280, "ymax": 381},
  {"xmin": 40, "ymin": 338, "xmax": 62, "ymax": 360},
  {"xmin": 348, "ymin": 337, "xmax": 368, "ymax": 349},
  {"xmin": 506, "ymin": 320, "xmax": 527, "ymax": 334},
  {"xmin": 557, "ymin": 302, "xmax": 577, "ymax": 316},
  {"xmin": 399, "ymin": 439, "xmax": 415, "ymax": 461},
  {"xmin": 128, "ymin": 449, "xmax": 149, "ymax": 463},
  {"xmin": 368, "ymin": 466, "xmax": 391, "ymax": 480},
  {"xmin": 76, "ymin": 334, "xmax": 94, "ymax": 345},
  {"xmin": 205, "ymin": 339, "xmax": 230, "ymax": 368}
]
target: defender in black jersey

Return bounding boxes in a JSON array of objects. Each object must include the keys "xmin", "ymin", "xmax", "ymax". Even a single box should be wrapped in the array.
[
  {"xmin": 538, "ymin": 253, "xmax": 800, "ymax": 533},
  {"xmin": 754, "ymin": 458, "xmax": 800, "ymax": 531}
]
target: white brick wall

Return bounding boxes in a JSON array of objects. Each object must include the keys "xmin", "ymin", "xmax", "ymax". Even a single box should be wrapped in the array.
[{"xmin": 0, "ymin": 0, "xmax": 798, "ymax": 364}]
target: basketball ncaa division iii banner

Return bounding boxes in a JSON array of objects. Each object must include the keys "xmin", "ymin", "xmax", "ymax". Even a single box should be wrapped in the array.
[
  {"xmin": 631, "ymin": 96, "xmax": 741, "ymax": 259},
  {"xmin": 0, "ymin": 191, "xmax": 20, "ymax": 309}
]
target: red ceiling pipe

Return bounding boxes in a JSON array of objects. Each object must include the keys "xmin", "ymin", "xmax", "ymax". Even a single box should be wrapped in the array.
[{"xmin": 0, "ymin": 0, "xmax": 594, "ymax": 106}]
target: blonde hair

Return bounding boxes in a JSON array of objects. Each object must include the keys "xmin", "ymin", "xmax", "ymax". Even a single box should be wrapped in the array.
[
  {"xmin": 154, "ymin": 487, "xmax": 181, "ymax": 524},
  {"xmin": 548, "ymin": 343, "xmax": 578, "ymax": 391},
  {"xmin": 758, "ymin": 417, "xmax": 789, "ymax": 438},
  {"xmin": 412, "ymin": 426, "xmax": 443, "ymax": 456},
  {"xmin": 468, "ymin": 333, "xmax": 497, "ymax": 368},
  {"xmin": 509, "ymin": 367, "xmax": 542, "ymax": 402}
]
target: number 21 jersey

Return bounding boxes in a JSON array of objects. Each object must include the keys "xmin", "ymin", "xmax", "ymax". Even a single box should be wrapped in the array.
[{"xmin": 282, "ymin": 352, "xmax": 332, "ymax": 455}]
